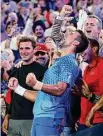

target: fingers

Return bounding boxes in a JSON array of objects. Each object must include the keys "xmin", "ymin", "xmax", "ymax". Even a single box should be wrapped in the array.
[
  {"xmin": 2, "ymin": 121, "xmax": 8, "ymax": 134},
  {"xmin": 60, "ymin": 5, "xmax": 73, "ymax": 16},
  {"xmin": 8, "ymin": 77, "xmax": 18, "ymax": 90},
  {"xmin": 26, "ymin": 73, "xmax": 37, "ymax": 87},
  {"xmin": 71, "ymin": 84, "xmax": 81, "ymax": 95},
  {"xmin": 15, "ymin": 61, "xmax": 23, "ymax": 68},
  {"xmin": 85, "ymin": 110, "xmax": 94, "ymax": 127}
]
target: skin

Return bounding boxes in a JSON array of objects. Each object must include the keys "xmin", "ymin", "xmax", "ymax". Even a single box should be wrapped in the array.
[
  {"xmin": 85, "ymin": 95, "xmax": 103, "ymax": 127},
  {"xmin": 2, "ymin": 41, "xmax": 37, "ymax": 134},
  {"xmin": 8, "ymin": 5, "xmax": 81, "ymax": 99},
  {"xmin": 34, "ymin": 25, "xmax": 44, "ymax": 38},
  {"xmin": 84, "ymin": 18, "xmax": 101, "ymax": 39},
  {"xmin": 19, "ymin": 41, "xmax": 34, "ymax": 64}
]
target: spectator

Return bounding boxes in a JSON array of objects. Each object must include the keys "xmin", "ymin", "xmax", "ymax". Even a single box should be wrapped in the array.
[
  {"xmin": 34, "ymin": 43, "xmax": 50, "ymax": 67},
  {"xmin": 2, "ymin": 36, "xmax": 47, "ymax": 136},
  {"xmin": 32, "ymin": 20, "xmax": 46, "ymax": 43},
  {"xmin": 83, "ymin": 15, "xmax": 103, "ymax": 57},
  {"xmin": 77, "ymin": 38, "xmax": 103, "ymax": 132}
]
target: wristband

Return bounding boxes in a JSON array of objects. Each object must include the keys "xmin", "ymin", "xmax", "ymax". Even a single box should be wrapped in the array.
[
  {"xmin": 33, "ymin": 81, "xmax": 43, "ymax": 90},
  {"xmin": 89, "ymin": 94, "xmax": 101, "ymax": 104},
  {"xmin": 15, "ymin": 85, "xmax": 26, "ymax": 96}
]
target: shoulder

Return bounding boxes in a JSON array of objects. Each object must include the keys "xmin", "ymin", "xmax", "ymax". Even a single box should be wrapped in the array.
[{"xmin": 32, "ymin": 61, "xmax": 47, "ymax": 71}]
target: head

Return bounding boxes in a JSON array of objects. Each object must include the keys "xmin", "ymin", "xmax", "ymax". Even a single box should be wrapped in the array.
[
  {"xmin": 81, "ymin": 38, "xmax": 99, "ymax": 63},
  {"xmin": 5, "ymin": 22, "xmax": 12, "ymax": 35},
  {"xmin": 32, "ymin": 21, "xmax": 45, "ymax": 39},
  {"xmin": 51, "ymin": 50, "xmax": 61, "ymax": 64},
  {"xmin": 7, "ymin": 12, "xmax": 18, "ymax": 25},
  {"xmin": 56, "ymin": 0, "xmax": 65, "ymax": 11},
  {"xmin": 18, "ymin": 36, "xmax": 36, "ymax": 63},
  {"xmin": 1, "ymin": 49, "xmax": 15, "ymax": 68},
  {"xmin": 34, "ymin": 43, "xmax": 49, "ymax": 67},
  {"xmin": 63, "ymin": 29, "xmax": 88, "ymax": 53},
  {"xmin": 45, "ymin": 37, "xmax": 56, "ymax": 52},
  {"xmin": 49, "ymin": 11, "xmax": 59, "ymax": 25},
  {"xmin": 84, "ymin": 15, "xmax": 102, "ymax": 39},
  {"xmin": 19, "ymin": 1, "xmax": 30, "ymax": 16}
]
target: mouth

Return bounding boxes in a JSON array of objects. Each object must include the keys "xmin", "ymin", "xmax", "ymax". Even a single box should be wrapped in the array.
[{"xmin": 86, "ymin": 30, "xmax": 92, "ymax": 34}]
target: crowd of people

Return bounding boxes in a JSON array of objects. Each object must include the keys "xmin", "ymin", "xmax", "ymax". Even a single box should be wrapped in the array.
[{"xmin": 1, "ymin": 0, "xmax": 103, "ymax": 136}]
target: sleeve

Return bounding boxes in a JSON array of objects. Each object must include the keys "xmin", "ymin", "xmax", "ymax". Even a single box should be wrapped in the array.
[
  {"xmin": 22, "ymin": 18, "xmax": 33, "ymax": 36},
  {"xmin": 51, "ymin": 17, "xmax": 64, "ymax": 46}
]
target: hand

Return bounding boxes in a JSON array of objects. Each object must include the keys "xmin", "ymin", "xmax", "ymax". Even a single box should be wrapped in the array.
[
  {"xmin": 0, "ymin": 93, "xmax": 5, "ymax": 98},
  {"xmin": 29, "ymin": 8, "xmax": 37, "ymax": 19},
  {"xmin": 1, "ymin": 60, "xmax": 11, "ymax": 71},
  {"xmin": 71, "ymin": 84, "xmax": 82, "ymax": 96},
  {"xmin": 26, "ymin": 73, "xmax": 37, "ymax": 87},
  {"xmin": 15, "ymin": 60, "xmax": 23, "ymax": 68},
  {"xmin": 8, "ymin": 77, "xmax": 18, "ymax": 90},
  {"xmin": 72, "ymin": 79, "xmax": 91, "ymax": 98},
  {"xmin": 2, "ymin": 115, "xmax": 9, "ymax": 134},
  {"xmin": 85, "ymin": 108, "xmax": 95, "ymax": 127},
  {"xmin": 60, "ymin": 5, "xmax": 73, "ymax": 17},
  {"xmin": 81, "ymin": 79, "xmax": 91, "ymax": 99}
]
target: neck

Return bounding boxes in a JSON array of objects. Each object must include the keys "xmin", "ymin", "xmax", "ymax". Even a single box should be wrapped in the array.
[
  {"xmin": 61, "ymin": 47, "xmax": 75, "ymax": 57},
  {"xmin": 23, "ymin": 58, "xmax": 34, "ymax": 65},
  {"xmin": 89, "ymin": 54, "xmax": 97, "ymax": 64}
]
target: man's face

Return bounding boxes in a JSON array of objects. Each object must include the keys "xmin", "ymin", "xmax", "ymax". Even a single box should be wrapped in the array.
[
  {"xmin": 81, "ymin": 46, "xmax": 93, "ymax": 63},
  {"xmin": 63, "ymin": 29, "xmax": 80, "ymax": 48},
  {"xmin": 19, "ymin": 42, "xmax": 34, "ymax": 62},
  {"xmin": 84, "ymin": 18, "xmax": 100, "ymax": 39},
  {"xmin": 34, "ymin": 51, "xmax": 49, "ymax": 66},
  {"xmin": 35, "ymin": 25, "xmax": 44, "ymax": 38}
]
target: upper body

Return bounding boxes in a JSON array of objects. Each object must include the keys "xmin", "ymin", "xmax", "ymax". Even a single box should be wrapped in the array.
[
  {"xmin": 79, "ymin": 56, "xmax": 103, "ymax": 124},
  {"xmin": 7, "ymin": 61, "xmax": 46, "ymax": 119},
  {"xmin": 34, "ymin": 53, "xmax": 79, "ymax": 119}
]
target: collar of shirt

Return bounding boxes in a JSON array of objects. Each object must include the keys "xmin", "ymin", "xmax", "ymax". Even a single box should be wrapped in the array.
[{"xmin": 54, "ymin": 53, "xmax": 76, "ymax": 62}]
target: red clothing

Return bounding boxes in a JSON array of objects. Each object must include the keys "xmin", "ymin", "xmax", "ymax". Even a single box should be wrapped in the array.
[
  {"xmin": 5, "ymin": 89, "xmax": 12, "ymax": 104},
  {"xmin": 79, "ymin": 56, "xmax": 103, "ymax": 124}
]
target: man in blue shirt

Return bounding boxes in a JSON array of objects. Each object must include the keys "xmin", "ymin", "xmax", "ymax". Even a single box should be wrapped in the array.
[{"xmin": 8, "ymin": 5, "xmax": 88, "ymax": 136}]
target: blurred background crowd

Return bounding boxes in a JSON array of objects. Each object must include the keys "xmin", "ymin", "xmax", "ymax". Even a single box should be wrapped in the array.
[{"xmin": 1, "ymin": 0, "xmax": 103, "ymax": 136}]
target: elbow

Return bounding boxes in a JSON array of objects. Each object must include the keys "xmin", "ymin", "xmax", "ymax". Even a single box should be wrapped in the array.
[{"xmin": 56, "ymin": 89, "xmax": 65, "ymax": 96}]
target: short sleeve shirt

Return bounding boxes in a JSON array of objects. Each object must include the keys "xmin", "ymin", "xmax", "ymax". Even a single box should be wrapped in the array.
[{"xmin": 33, "ymin": 54, "xmax": 79, "ymax": 119}]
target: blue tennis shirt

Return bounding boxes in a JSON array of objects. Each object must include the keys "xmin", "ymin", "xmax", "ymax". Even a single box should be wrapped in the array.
[{"xmin": 33, "ymin": 54, "xmax": 79, "ymax": 119}]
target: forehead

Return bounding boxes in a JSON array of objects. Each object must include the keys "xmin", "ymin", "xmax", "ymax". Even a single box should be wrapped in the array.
[
  {"xmin": 85, "ymin": 18, "xmax": 98, "ymax": 25},
  {"xmin": 35, "ymin": 25, "xmax": 43, "ymax": 30},
  {"xmin": 19, "ymin": 41, "xmax": 32, "ymax": 48}
]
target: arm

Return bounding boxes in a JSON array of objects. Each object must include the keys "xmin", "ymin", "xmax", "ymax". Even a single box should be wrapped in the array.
[
  {"xmin": 22, "ymin": 8, "xmax": 36, "ymax": 36},
  {"xmin": 39, "ymin": 82, "xmax": 68, "ymax": 96},
  {"xmin": 8, "ymin": 77, "xmax": 38, "ymax": 102},
  {"xmin": 85, "ymin": 95, "xmax": 103, "ymax": 127},
  {"xmin": 51, "ymin": 5, "xmax": 73, "ymax": 46},
  {"xmin": 26, "ymin": 73, "xmax": 68, "ymax": 96},
  {"xmin": 23, "ymin": 91, "xmax": 38, "ymax": 102},
  {"xmin": 91, "ymin": 95, "xmax": 103, "ymax": 112},
  {"xmin": 2, "ymin": 114, "xmax": 10, "ymax": 134}
]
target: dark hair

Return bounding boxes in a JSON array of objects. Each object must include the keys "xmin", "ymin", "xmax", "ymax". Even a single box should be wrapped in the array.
[
  {"xmin": 32, "ymin": 20, "xmax": 46, "ymax": 33},
  {"xmin": 75, "ymin": 30, "xmax": 89, "ymax": 53},
  {"xmin": 88, "ymin": 38, "xmax": 99, "ymax": 55},
  {"xmin": 18, "ymin": 36, "xmax": 36, "ymax": 49},
  {"xmin": 5, "ymin": 21, "xmax": 12, "ymax": 30}
]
